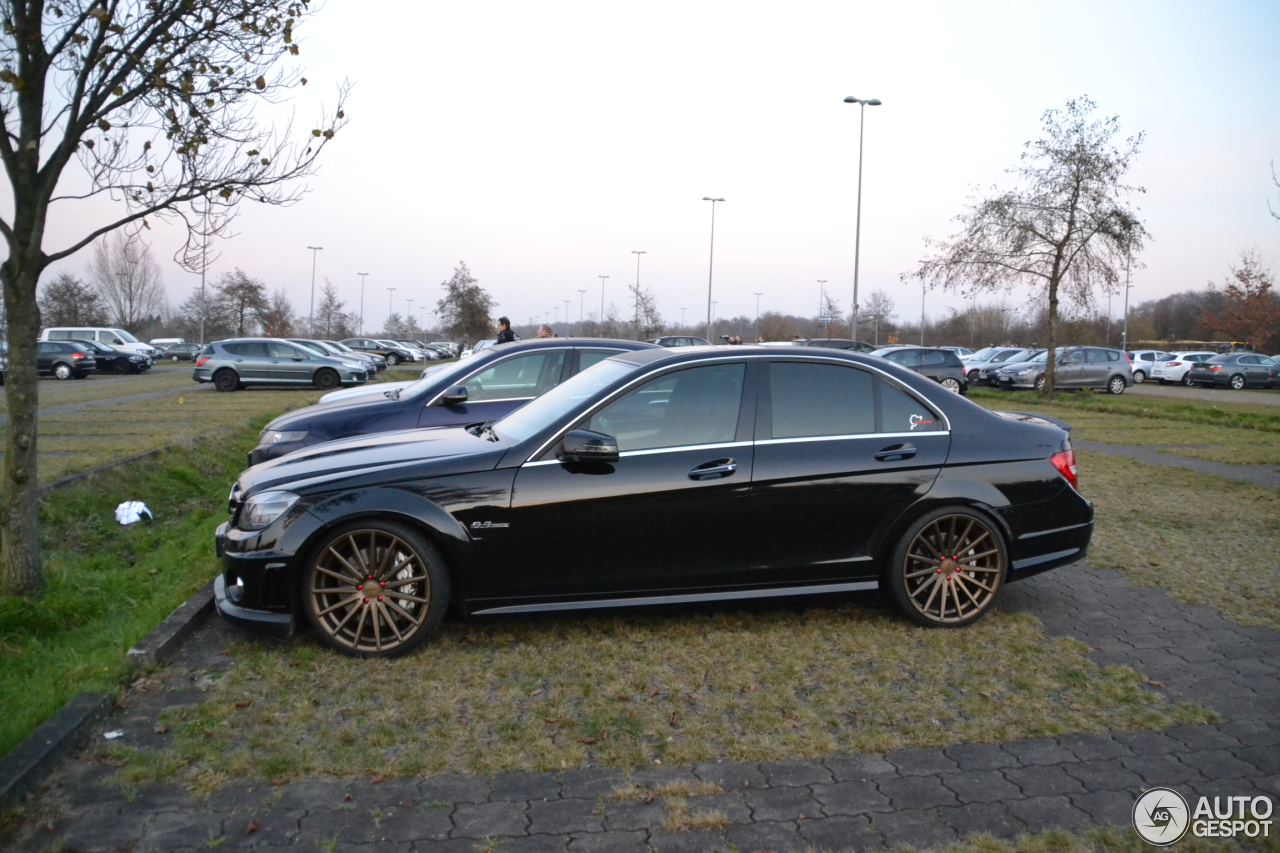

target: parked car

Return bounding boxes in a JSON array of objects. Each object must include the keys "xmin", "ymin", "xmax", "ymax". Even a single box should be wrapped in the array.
[
  {"xmin": 806, "ymin": 338, "xmax": 877, "ymax": 353},
  {"xmin": 41, "ymin": 327, "xmax": 158, "ymax": 361},
  {"xmin": 461, "ymin": 339, "xmax": 497, "ymax": 359},
  {"xmin": 215, "ymin": 344, "xmax": 1092, "ymax": 656},
  {"xmin": 978, "ymin": 349, "xmax": 1044, "ymax": 386},
  {"xmin": 961, "ymin": 347, "xmax": 1028, "ymax": 384},
  {"xmin": 37, "ymin": 341, "xmax": 96, "ymax": 379},
  {"xmin": 248, "ymin": 338, "xmax": 657, "ymax": 466},
  {"xmin": 868, "ymin": 346, "xmax": 968, "ymax": 394},
  {"xmin": 1186, "ymin": 353, "xmax": 1280, "ymax": 390},
  {"xmin": 72, "ymin": 339, "xmax": 151, "ymax": 374},
  {"xmin": 288, "ymin": 339, "xmax": 381, "ymax": 375},
  {"xmin": 1149, "ymin": 351, "xmax": 1216, "ymax": 386},
  {"xmin": 651, "ymin": 336, "xmax": 711, "ymax": 347},
  {"xmin": 321, "ymin": 340, "xmax": 386, "ymax": 372},
  {"xmin": 162, "ymin": 343, "xmax": 205, "ymax": 362},
  {"xmin": 1125, "ymin": 350, "xmax": 1167, "ymax": 384},
  {"xmin": 937, "ymin": 346, "xmax": 974, "ymax": 357},
  {"xmin": 993, "ymin": 346, "xmax": 1131, "ymax": 394},
  {"xmin": 193, "ymin": 338, "xmax": 369, "ymax": 392},
  {"xmin": 397, "ymin": 341, "xmax": 449, "ymax": 360},
  {"xmin": 150, "ymin": 337, "xmax": 185, "ymax": 350},
  {"xmin": 340, "ymin": 338, "xmax": 417, "ymax": 366}
]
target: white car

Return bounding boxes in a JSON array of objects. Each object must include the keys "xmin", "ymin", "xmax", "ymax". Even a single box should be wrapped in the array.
[
  {"xmin": 1150, "ymin": 351, "xmax": 1217, "ymax": 386},
  {"xmin": 1126, "ymin": 349, "xmax": 1167, "ymax": 384},
  {"xmin": 41, "ymin": 326, "xmax": 159, "ymax": 361}
]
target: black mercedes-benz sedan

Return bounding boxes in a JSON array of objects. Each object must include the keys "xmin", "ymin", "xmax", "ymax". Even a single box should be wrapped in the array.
[
  {"xmin": 248, "ymin": 338, "xmax": 657, "ymax": 466},
  {"xmin": 215, "ymin": 346, "xmax": 1093, "ymax": 657}
]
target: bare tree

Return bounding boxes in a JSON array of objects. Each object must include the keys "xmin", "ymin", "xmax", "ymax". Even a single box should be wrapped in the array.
[
  {"xmin": 38, "ymin": 271, "xmax": 107, "ymax": 325},
  {"xmin": 208, "ymin": 268, "xmax": 266, "ymax": 337},
  {"xmin": 0, "ymin": 0, "xmax": 347, "ymax": 595},
  {"xmin": 88, "ymin": 232, "xmax": 164, "ymax": 331},
  {"xmin": 258, "ymin": 288, "xmax": 295, "ymax": 338},
  {"xmin": 863, "ymin": 290, "xmax": 896, "ymax": 345},
  {"xmin": 435, "ymin": 262, "xmax": 494, "ymax": 343},
  {"xmin": 1199, "ymin": 251, "xmax": 1280, "ymax": 351},
  {"xmin": 628, "ymin": 284, "xmax": 663, "ymax": 340},
  {"xmin": 313, "ymin": 280, "xmax": 354, "ymax": 340},
  {"xmin": 906, "ymin": 97, "xmax": 1147, "ymax": 396}
]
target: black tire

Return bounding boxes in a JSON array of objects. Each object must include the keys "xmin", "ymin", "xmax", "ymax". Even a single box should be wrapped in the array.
[
  {"xmin": 385, "ymin": 353, "xmax": 399, "ymax": 366},
  {"xmin": 940, "ymin": 377, "xmax": 962, "ymax": 393},
  {"xmin": 213, "ymin": 368, "xmax": 240, "ymax": 392},
  {"xmin": 1032, "ymin": 374, "xmax": 1046, "ymax": 392},
  {"xmin": 302, "ymin": 519, "xmax": 451, "ymax": 658},
  {"xmin": 1133, "ymin": 370, "xmax": 1146, "ymax": 384},
  {"xmin": 314, "ymin": 368, "xmax": 340, "ymax": 390},
  {"xmin": 966, "ymin": 369, "xmax": 979, "ymax": 383},
  {"xmin": 1106, "ymin": 375, "xmax": 1126, "ymax": 395},
  {"xmin": 1229, "ymin": 373, "xmax": 1246, "ymax": 391},
  {"xmin": 53, "ymin": 363, "xmax": 73, "ymax": 380},
  {"xmin": 1182, "ymin": 374, "xmax": 1196, "ymax": 387},
  {"xmin": 171, "ymin": 354, "xmax": 180, "ymax": 362},
  {"xmin": 884, "ymin": 506, "xmax": 1006, "ymax": 627},
  {"xmin": 113, "ymin": 359, "xmax": 131, "ymax": 375}
]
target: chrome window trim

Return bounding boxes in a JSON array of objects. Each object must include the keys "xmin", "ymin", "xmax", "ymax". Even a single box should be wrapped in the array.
[
  {"xmin": 523, "ymin": 353, "xmax": 951, "ymax": 464},
  {"xmin": 521, "ymin": 439, "xmax": 754, "ymax": 468},
  {"xmin": 425, "ymin": 348, "xmax": 571, "ymax": 407},
  {"xmin": 757, "ymin": 430, "xmax": 950, "ymax": 446}
]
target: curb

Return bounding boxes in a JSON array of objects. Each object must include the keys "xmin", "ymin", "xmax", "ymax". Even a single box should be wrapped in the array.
[
  {"xmin": 126, "ymin": 578, "xmax": 216, "ymax": 671},
  {"xmin": 0, "ymin": 693, "xmax": 111, "ymax": 811}
]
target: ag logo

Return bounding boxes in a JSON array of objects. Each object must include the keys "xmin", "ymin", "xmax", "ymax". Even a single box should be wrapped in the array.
[{"xmin": 1134, "ymin": 787, "xmax": 1190, "ymax": 846}]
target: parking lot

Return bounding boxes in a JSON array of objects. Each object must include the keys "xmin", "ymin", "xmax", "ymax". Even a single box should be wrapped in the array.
[
  {"xmin": 1, "ymin": 374, "xmax": 1276, "ymax": 851},
  {"xmin": 1129, "ymin": 382, "xmax": 1280, "ymax": 406}
]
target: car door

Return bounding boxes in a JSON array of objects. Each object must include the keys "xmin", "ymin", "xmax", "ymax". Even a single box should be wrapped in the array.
[
  {"xmin": 749, "ymin": 360, "xmax": 950, "ymax": 584},
  {"xmin": 267, "ymin": 342, "xmax": 313, "ymax": 383},
  {"xmin": 36, "ymin": 341, "xmax": 59, "ymax": 374},
  {"xmin": 491, "ymin": 360, "xmax": 754, "ymax": 601},
  {"xmin": 917, "ymin": 349, "xmax": 950, "ymax": 382},
  {"xmin": 418, "ymin": 348, "xmax": 569, "ymax": 428},
  {"xmin": 1055, "ymin": 349, "xmax": 1086, "ymax": 387},
  {"xmin": 224, "ymin": 342, "xmax": 271, "ymax": 382},
  {"xmin": 1081, "ymin": 348, "xmax": 1111, "ymax": 387}
]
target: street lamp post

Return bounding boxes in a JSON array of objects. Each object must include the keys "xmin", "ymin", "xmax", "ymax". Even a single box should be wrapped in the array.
[
  {"xmin": 357, "ymin": 272, "xmax": 368, "ymax": 336},
  {"xmin": 702, "ymin": 197, "xmax": 724, "ymax": 340},
  {"xmin": 598, "ymin": 276, "xmax": 608, "ymax": 323},
  {"xmin": 631, "ymin": 250, "xmax": 646, "ymax": 339},
  {"xmin": 406, "ymin": 299, "xmax": 414, "ymax": 333},
  {"xmin": 711, "ymin": 301, "xmax": 717, "ymax": 339},
  {"xmin": 842, "ymin": 95, "xmax": 881, "ymax": 343},
  {"xmin": 680, "ymin": 307, "xmax": 686, "ymax": 328},
  {"xmin": 386, "ymin": 288, "xmax": 396, "ymax": 327},
  {"xmin": 564, "ymin": 300, "xmax": 571, "ymax": 331},
  {"xmin": 817, "ymin": 280, "xmax": 828, "ymax": 337},
  {"xmin": 306, "ymin": 246, "xmax": 323, "ymax": 337},
  {"xmin": 554, "ymin": 306, "xmax": 559, "ymax": 325},
  {"xmin": 920, "ymin": 279, "xmax": 926, "ymax": 346},
  {"xmin": 578, "ymin": 290, "xmax": 586, "ymax": 322},
  {"xmin": 1121, "ymin": 245, "xmax": 1132, "ymax": 351}
]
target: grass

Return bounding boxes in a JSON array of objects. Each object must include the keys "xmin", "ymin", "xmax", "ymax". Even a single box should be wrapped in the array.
[
  {"xmin": 0, "ymin": 421, "xmax": 271, "ymax": 757},
  {"xmin": 969, "ymin": 387, "xmax": 1280, "ymax": 432},
  {"xmin": 1080, "ymin": 453, "xmax": 1280, "ymax": 631},
  {"xmin": 117, "ymin": 604, "xmax": 1208, "ymax": 790}
]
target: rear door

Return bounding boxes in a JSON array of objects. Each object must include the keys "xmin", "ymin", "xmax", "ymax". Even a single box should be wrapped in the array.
[
  {"xmin": 1083, "ymin": 348, "xmax": 1111, "ymax": 387},
  {"xmin": 748, "ymin": 360, "xmax": 949, "ymax": 584}
]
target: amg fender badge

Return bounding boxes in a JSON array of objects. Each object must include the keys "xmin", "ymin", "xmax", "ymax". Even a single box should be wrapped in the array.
[{"xmin": 470, "ymin": 521, "xmax": 510, "ymax": 529}]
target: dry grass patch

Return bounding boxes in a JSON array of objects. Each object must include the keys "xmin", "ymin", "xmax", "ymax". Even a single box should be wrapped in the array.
[
  {"xmin": 1081, "ymin": 453, "xmax": 1280, "ymax": 631},
  {"xmin": 124, "ymin": 604, "xmax": 1210, "ymax": 787},
  {"xmin": 659, "ymin": 798, "xmax": 729, "ymax": 832},
  {"xmin": 611, "ymin": 780, "xmax": 723, "ymax": 800}
]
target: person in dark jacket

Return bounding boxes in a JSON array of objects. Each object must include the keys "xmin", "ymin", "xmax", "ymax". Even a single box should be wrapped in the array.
[{"xmin": 495, "ymin": 317, "xmax": 516, "ymax": 344}]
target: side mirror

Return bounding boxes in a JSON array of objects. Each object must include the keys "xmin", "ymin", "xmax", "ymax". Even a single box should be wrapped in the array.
[
  {"xmin": 439, "ymin": 385, "xmax": 468, "ymax": 406},
  {"xmin": 560, "ymin": 429, "xmax": 619, "ymax": 463}
]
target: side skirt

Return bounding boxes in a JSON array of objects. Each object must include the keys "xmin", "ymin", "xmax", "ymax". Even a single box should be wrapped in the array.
[{"xmin": 469, "ymin": 580, "xmax": 881, "ymax": 616}]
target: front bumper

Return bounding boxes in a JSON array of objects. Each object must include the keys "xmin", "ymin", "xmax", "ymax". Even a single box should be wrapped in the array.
[
  {"xmin": 214, "ymin": 574, "xmax": 296, "ymax": 636},
  {"xmin": 997, "ymin": 374, "xmax": 1037, "ymax": 389}
]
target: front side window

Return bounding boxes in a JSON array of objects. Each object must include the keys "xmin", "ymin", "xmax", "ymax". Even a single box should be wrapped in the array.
[
  {"xmin": 879, "ymin": 379, "xmax": 941, "ymax": 433},
  {"xmin": 464, "ymin": 350, "xmax": 565, "ymax": 402},
  {"xmin": 769, "ymin": 362, "xmax": 874, "ymax": 438},
  {"xmin": 586, "ymin": 363, "xmax": 745, "ymax": 452}
]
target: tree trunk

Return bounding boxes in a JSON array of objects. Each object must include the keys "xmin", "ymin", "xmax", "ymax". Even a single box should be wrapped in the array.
[
  {"xmin": 1042, "ymin": 276, "xmax": 1059, "ymax": 398},
  {"xmin": 1, "ymin": 261, "xmax": 44, "ymax": 596}
]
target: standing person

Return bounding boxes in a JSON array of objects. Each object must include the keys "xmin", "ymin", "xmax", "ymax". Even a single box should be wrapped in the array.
[
  {"xmin": 537, "ymin": 324, "xmax": 554, "ymax": 338},
  {"xmin": 495, "ymin": 317, "xmax": 516, "ymax": 344}
]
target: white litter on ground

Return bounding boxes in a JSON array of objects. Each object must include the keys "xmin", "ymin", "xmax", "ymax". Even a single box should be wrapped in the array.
[
  {"xmin": 103, "ymin": 730, "xmax": 124, "ymax": 740},
  {"xmin": 114, "ymin": 501, "xmax": 152, "ymax": 525}
]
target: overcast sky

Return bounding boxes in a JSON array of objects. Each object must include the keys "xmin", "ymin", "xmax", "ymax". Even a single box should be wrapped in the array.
[{"xmin": 38, "ymin": 0, "xmax": 1280, "ymax": 335}]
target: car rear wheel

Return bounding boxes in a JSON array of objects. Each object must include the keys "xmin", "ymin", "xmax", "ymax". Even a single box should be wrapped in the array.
[
  {"xmin": 213, "ymin": 368, "xmax": 240, "ymax": 392},
  {"xmin": 385, "ymin": 353, "xmax": 399, "ymax": 366},
  {"xmin": 314, "ymin": 368, "xmax": 340, "ymax": 390},
  {"xmin": 940, "ymin": 377, "xmax": 962, "ymax": 393},
  {"xmin": 1107, "ymin": 375, "xmax": 1126, "ymax": 395},
  {"xmin": 1182, "ymin": 374, "xmax": 1196, "ymax": 387},
  {"xmin": 885, "ymin": 507, "xmax": 1005, "ymax": 627},
  {"xmin": 53, "ymin": 363, "xmax": 73, "ymax": 380},
  {"xmin": 1133, "ymin": 370, "xmax": 1146, "ymax": 383},
  {"xmin": 303, "ymin": 521, "xmax": 450, "ymax": 658},
  {"xmin": 1229, "ymin": 373, "xmax": 1246, "ymax": 390}
]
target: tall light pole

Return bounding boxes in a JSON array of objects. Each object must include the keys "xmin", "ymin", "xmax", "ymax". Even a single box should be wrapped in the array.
[
  {"xmin": 578, "ymin": 289, "xmax": 586, "ymax": 322},
  {"xmin": 357, "ymin": 272, "xmax": 369, "ymax": 335},
  {"xmin": 753, "ymin": 292, "xmax": 762, "ymax": 323},
  {"xmin": 386, "ymin": 287, "xmax": 396, "ymax": 327},
  {"xmin": 564, "ymin": 300, "xmax": 571, "ymax": 330},
  {"xmin": 702, "ymin": 197, "xmax": 724, "ymax": 340},
  {"xmin": 920, "ymin": 280, "xmax": 926, "ymax": 346},
  {"xmin": 598, "ymin": 275, "xmax": 609, "ymax": 322},
  {"xmin": 406, "ymin": 299, "xmax": 414, "ymax": 332},
  {"xmin": 306, "ymin": 246, "xmax": 323, "ymax": 336},
  {"xmin": 711, "ymin": 300, "xmax": 718, "ymax": 339},
  {"xmin": 680, "ymin": 307, "xmax": 686, "ymax": 328},
  {"xmin": 1121, "ymin": 244, "xmax": 1133, "ymax": 351},
  {"xmin": 631, "ymin": 250, "xmax": 646, "ymax": 339},
  {"xmin": 817, "ymin": 280, "xmax": 828, "ymax": 337},
  {"xmin": 554, "ymin": 306, "xmax": 560, "ymax": 325},
  {"xmin": 419, "ymin": 306, "xmax": 427, "ymax": 330},
  {"xmin": 843, "ymin": 95, "xmax": 881, "ymax": 343}
]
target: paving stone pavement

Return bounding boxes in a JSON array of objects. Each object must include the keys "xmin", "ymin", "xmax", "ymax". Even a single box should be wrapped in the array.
[{"xmin": 6, "ymin": 562, "xmax": 1279, "ymax": 852}]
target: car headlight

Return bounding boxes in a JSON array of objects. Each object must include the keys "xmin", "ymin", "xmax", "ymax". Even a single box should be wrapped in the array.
[
  {"xmin": 343, "ymin": 361, "xmax": 364, "ymax": 370},
  {"xmin": 238, "ymin": 491, "xmax": 300, "ymax": 530},
  {"xmin": 1015, "ymin": 368, "xmax": 1034, "ymax": 376},
  {"xmin": 257, "ymin": 429, "xmax": 307, "ymax": 447}
]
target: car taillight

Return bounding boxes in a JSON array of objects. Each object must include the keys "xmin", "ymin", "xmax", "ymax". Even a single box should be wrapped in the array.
[
  {"xmin": 1207, "ymin": 365, "xmax": 1222, "ymax": 371},
  {"xmin": 1167, "ymin": 361, "xmax": 1181, "ymax": 367},
  {"xmin": 71, "ymin": 352, "xmax": 86, "ymax": 358},
  {"xmin": 1050, "ymin": 449, "xmax": 1078, "ymax": 490},
  {"xmin": 196, "ymin": 355, "xmax": 211, "ymax": 367},
  {"xmin": 1123, "ymin": 354, "xmax": 1132, "ymax": 364}
]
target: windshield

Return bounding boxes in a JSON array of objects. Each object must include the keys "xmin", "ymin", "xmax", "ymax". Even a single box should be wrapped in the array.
[
  {"xmin": 293, "ymin": 341, "xmax": 328, "ymax": 356},
  {"xmin": 114, "ymin": 329, "xmax": 140, "ymax": 343},
  {"xmin": 968, "ymin": 347, "xmax": 998, "ymax": 362},
  {"xmin": 392, "ymin": 356, "xmax": 483, "ymax": 398},
  {"xmin": 494, "ymin": 359, "xmax": 640, "ymax": 444}
]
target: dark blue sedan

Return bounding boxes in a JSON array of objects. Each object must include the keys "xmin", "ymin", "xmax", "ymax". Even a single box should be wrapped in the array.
[{"xmin": 248, "ymin": 338, "xmax": 657, "ymax": 466}]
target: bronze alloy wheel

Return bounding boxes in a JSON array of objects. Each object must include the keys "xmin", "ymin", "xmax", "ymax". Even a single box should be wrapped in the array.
[
  {"xmin": 887, "ymin": 509, "xmax": 1005, "ymax": 627},
  {"xmin": 303, "ymin": 522, "xmax": 449, "ymax": 657}
]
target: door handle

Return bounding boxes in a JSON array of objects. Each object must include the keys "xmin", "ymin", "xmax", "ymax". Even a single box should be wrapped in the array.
[
  {"xmin": 689, "ymin": 458, "xmax": 737, "ymax": 480},
  {"xmin": 875, "ymin": 444, "xmax": 916, "ymax": 461}
]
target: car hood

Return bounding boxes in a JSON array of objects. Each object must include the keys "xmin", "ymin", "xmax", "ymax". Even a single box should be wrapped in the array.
[
  {"xmin": 262, "ymin": 388, "xmax": 418, "ymax": 430},
  {"xmin": 238, "ymin": 426, "xmax": 504, "ymax": 497}
]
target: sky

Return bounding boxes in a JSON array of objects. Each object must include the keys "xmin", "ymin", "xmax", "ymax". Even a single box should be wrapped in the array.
[{"xmin": 33, "ymin": 0, "xmax": 1280, "ymax": 335}]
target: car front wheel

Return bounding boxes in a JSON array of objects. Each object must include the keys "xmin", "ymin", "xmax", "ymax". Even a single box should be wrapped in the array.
[
  {"xmin": 303, "ymin": 521, "xmax": 450, "ymax": 658},
  {"xmin": 1107, "ymin": 375, "xmax": 1126, "ymax": 395},
  {"xmin": 113, "ymin": 359, "xmax": 131, "ymax": 375},
  {"xmin": 314, "ymin": 368, "xmax": 340, "ymax": 390},
  {"xmin": 1229, "ymin": 373, "xmax": 1246, "ymax": 390},
  {"xmin": 885, "ymin": 508, "xmax": 1006, "ymax": 627},
  {"xmin": 385, "ymin": 353, "xmax": 399, "ymax": 366},
  {"xmin": 1033, "ymin": 374, "xmax": 1046, "ymax": 392}
]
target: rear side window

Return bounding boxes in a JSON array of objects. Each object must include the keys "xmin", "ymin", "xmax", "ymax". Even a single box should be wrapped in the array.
[
  {"xmin": 48, "ymin": 330, "xmax": 74, "ymax": 340},
  {"xmin": 879, "ymin": 379, "xmax": 941, "ymax": 433},
  {"xmin": 224, "ymin": 342, "xmax": 269, "ymax": 357},
  {"xmin": 579, "ymin": 348, "xmax": 621, "ymax": 372},
  {"xmin": 887, "ymin": 349, "xmax": 919, "ymax": 367},
  {"xmin": 1107, "ymin": 351, "xmax": 1121, "ymax": 362},
  {"xmin": 1087, "ymin": 349, "xmax": 1109, "ymax": 363},
  {"xmin": 769, "ymin": 362, "xmax": 874, "ymax": 438}
]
